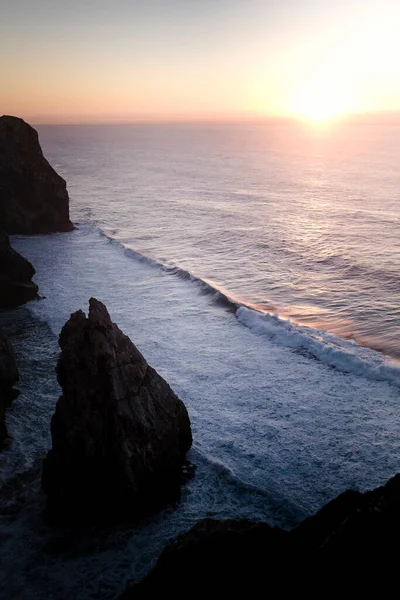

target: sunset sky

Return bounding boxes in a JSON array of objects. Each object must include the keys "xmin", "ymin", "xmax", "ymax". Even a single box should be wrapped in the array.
[{"xmin": 2, "ymin": 0, "xmax": 400, "ymax": 124}]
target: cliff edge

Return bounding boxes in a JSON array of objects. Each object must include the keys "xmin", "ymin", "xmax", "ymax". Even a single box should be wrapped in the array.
[{"xmin": 0, "ymin": 115, "xmax": 73, "ymax": 234}]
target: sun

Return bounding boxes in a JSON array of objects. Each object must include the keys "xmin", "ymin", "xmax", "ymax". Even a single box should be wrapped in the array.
[{"xmin": 290, "ymin": 75, "xmax": 354, "ymax": 123}]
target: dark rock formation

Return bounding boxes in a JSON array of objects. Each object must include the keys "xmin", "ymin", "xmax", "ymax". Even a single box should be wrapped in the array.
[
  {"xmin": 0, "ymin": 115, "xmax": 73, "ymax": 234},
  {"xmin": 293, "ymin": 472, "xmax": 400, "ymax": 560},
  {"xmin": 125, "ymin": 473, "xmax": 400, "ymax": 596},
  {"xmin": 122, "ymin": 519, "xmax": 291, "ymax": 598},
  {"xmin": 42, "ymin": 298, "xmax": 192, "ymax": 523},
  {"xmin": 0, "ymin": 330, "xmax": 19, "ymax": 448},
  {"xmin": 0, "ymin": 230, "xmax": 38, "ymax": 308}
]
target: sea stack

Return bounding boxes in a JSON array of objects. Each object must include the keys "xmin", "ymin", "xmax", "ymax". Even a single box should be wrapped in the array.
[
  {"xmin": 0, "ymin": 330, "xmax": 19, "ymax": 448},
  {"xmin": 42, "ymin": 298, "xmax": 192, "ymax": 523},
  {"xmin": 0, "ymin": 115, "xmax": 73, "ymax": 234},
  {"xmin": 0, "ymin": 230, "xmax": 39, "ymax": 308}
]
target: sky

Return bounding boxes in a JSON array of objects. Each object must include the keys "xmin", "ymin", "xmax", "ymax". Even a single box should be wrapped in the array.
[{"xmin": 1, "ymin": 0, "xmax": 400, "ymax": 124}]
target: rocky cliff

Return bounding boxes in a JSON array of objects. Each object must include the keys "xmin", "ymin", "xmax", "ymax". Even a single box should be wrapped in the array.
[
  {"xmin": 42, "ymin": 298, "xmax": 192, "ymax": 523},
  {"xmin": 0, "ymin": 115, "xmax": 73, "ymax": 234},
  {"xmin": 0, "ymin": 230, "xmax": 38, "ymax": 308},
  {"xmin": 0, "ymin": 330, "xmax": 19, "ymax": 448},
  {"xmin": 125, "ymin": 472, "xmax": 400, "ymax": 595}
]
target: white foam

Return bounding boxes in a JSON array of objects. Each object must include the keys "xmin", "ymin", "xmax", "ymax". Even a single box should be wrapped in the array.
[
  {"xmin": 101, "ymin": 227, "xmax": 400, "ymax": 389},
  {"xmin": 237, "ymin": 306, "xmax": 400, "ymax": 387}
]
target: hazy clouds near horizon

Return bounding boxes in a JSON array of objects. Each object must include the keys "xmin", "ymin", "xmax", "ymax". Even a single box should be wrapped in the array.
[{"xmin": 2, "ymin": 0, "xmax": 400, "ymax": 123}]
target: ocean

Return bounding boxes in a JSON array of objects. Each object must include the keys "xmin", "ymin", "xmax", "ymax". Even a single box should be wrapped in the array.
[{"xmin": 1, "ymin": 123, "xmax": 399, "ymax": 599}]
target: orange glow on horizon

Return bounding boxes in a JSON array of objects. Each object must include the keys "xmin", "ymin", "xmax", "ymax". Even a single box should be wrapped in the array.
[{"xmin": 2, "ymin": 1, "xmax": 400, "ymax": 124}]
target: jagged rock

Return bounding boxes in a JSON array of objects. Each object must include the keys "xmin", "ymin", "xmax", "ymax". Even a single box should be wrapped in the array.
[
  {"xmin": 123, "ymin": 519, "xmax": 291, "ymax": 598},
  {"xmin": 42, "ymin": 298, "xmax": 192, "ymax": 523},
  {"xmin": 0, "ymin": 329, "xmax": 19, "ymax": 448},
  {"xmin": 0, "ymin": 115, "xmax": 73, "ymax": 234},
  {"xmin": 293, "ymin": 472, "xmax": 400, "ymax": 559},
  {"xmin": 124, "ymin": 473, "xmax": 400, "ymax": 596},
  {"xmin": 0, "ymin": 230, "xmax": 38, "ymax": 308}
]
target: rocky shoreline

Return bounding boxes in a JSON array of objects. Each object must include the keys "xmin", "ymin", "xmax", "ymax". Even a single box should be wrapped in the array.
[
  {"xmin": 0, "ymin": 230, "xmax": 39, "ymax": 309},
  {"xmin": 0, "ymin": 329, "xmax": 19, "ymax": 449},
  {"xmin": 1, "ymin": 115, "xmax": 399, "ymax": 596},
  {"xmin": 126, "ymin": 473, "xmax": 400, "ymax": 595}
]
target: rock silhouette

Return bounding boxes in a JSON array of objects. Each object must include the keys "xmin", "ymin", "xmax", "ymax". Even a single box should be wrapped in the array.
[
  {"xmin": 0, "ymin": 230, "xmax": 38, "ymax": 308},
  {"xmin": 125, "ymin": 472, "xmax": 400, "ymax": 595},
  {"xmin": 0, "ymin": 115, "xmax": 73, "ymax": 234},
  {"xmin": 42, "ymin": 298, "xmax": 192, "ymax": 523},
  {"xmin": 0, "ymin": 330, "xmax": 19, "ymax": 448}
]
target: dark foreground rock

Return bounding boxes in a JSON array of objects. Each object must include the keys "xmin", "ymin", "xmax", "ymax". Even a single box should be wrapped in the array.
[
  {"xmin": 125, "ymin": 473, "xmax": 400, "ymax": 596},
  {"xmin": 0, "ymin": 330, "xmax": 19, "ymax": 448},
  {"xmin": 122, "ymin": 519, "xmax": 292, "ymax": 598},
  {"xmin": 293, "ymin": 471, "xmax": 400, "ymax": 560},
  {"xmin": 0, "ymin": 115, "xmax": 73, "ymax": 234},
  {"xmin": 42, "ymin": 298, "xmax": 192, "ymax": 523},
  {"xmin": 0, "ymin": 230, "xmax": 38, "ymax": 308}
]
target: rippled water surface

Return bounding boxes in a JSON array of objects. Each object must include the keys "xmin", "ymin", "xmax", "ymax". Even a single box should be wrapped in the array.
[
  {"xmin": 1, "ymin": 123, "xmax": 400, "ymax": 600},
  {"xmin": 39, "ymin": 123, "xmax": 400, "ymax": 358}
]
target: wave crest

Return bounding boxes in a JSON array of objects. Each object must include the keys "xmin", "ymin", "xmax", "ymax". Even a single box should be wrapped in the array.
[
  {"xmin": 99, "ymin": 227, "xmax": 400, "ymax": 388},
  {"xmin": 237, "ymin": 306, "xmax": 400, "ymax": 387}
]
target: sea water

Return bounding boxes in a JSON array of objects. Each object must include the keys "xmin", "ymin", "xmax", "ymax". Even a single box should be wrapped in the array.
[{"xmin": 0, "ymin": 123, "xmax": 399, "ymax": 599}]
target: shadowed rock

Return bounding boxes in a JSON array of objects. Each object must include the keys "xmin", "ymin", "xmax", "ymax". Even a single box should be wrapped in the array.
[
  {"xmin": 293, "ymin": 472, "xmax": 400, "ymax": 559},
  {"xmin": 124, "ymin": 473, "xmax": 400, "ymax": 596},
  {"xmin": 122, "ymin": 519, "xmax": 291, "ymax": 598},
  {"xmin": 0, "ymin": 329, "xmax": 19, "ymax": 448},
  {"xmin": 0, "ymin": 115, "xmax": 73, "ymax": 234},
  {"xmin": 42, "ymin": 298, "xmax": 192, "ymax": 523},
  {"xmin": 0, "ymin": 230, "xmax": 38, "ymax": 308}
]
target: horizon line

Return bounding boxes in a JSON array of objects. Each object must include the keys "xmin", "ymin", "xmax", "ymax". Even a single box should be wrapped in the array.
[
  {"xmin": 2, "ymin": 110, "xmax": 399, "ymax": 128},
  {"xmin": 30, "ymin": 113, "xmax": 400, "ymax": 127}
]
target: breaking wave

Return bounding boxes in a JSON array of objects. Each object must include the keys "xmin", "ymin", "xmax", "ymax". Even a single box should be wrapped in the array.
[
  {"xmin": 99, "ymin": 227, "xmax": 400, "ymax": 388},
  {"xmin": 237, "ymin": 307, "xmax": 400, "ymax": 387}
]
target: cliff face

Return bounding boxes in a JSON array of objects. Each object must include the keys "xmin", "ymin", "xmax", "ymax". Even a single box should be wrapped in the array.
[
  {"xmin": 0, "ymin": 230, "xmax": 38, "ymax": 308},
  {"xmin": 42, "ymin": 298, "xmax": 192, "ymax": 523},
  {"xmin": 0, "ymin": 115, "xmax": 73, "ymax": 234},
  {"xmin": 0, "ymin": 330, "xmax": 19, "ymax": 448}
]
